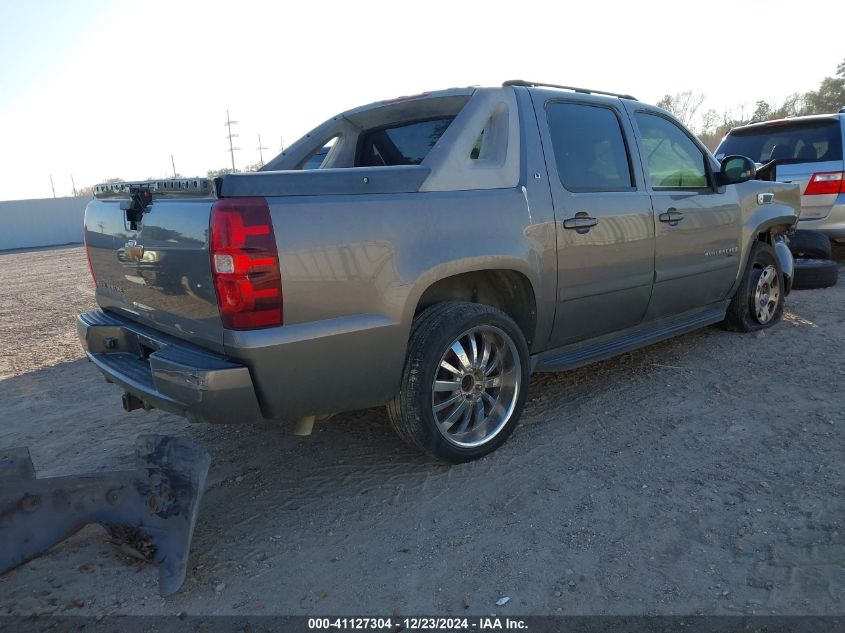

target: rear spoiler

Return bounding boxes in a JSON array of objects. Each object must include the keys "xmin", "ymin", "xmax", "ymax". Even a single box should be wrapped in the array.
[{"xmin": 94, "ymin": 177, "xmax": 216, "ymax": 199}]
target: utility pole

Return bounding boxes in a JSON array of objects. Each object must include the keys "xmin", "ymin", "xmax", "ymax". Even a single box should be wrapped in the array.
[
  {"xmin": 70, "ymin": 174, "xmax": 77, "ymax": 196},
  {"xmin": 171, "ymin": 154, "xmax": 177, "ymax": 178},
  {"xmin": 280, "ymin": 136, "xmax": 285, "ymax": 152},
  {"xmin": 256, "ymin": 134, "xmax": 269, "ymax": 166},
  {"xmin": 49, "ymin": 175, "xmax": 56, "ymax": 198},
  {"xmin": 224, "ymin": 110, "xmax": 239, "ymax": 172}
]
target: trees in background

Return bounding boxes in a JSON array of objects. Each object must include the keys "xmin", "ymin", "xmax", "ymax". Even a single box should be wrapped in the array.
[
  {"xmin": 206, "ymin": 167, "xmax": 236, "ymax": 178},
  {"xmin": 684, "ymin": 58, "xmax": 845, "ymax": 151},
  {"xmin": 803, "ymin": 58, "xmax": 845, "ymax": 114},
  {"xmin": 75, "ymin": 177, "xmax": 124, "ymax": 198},
  {"xmin": 656, "ymin": 91, "xmax": 706, "ymax": 126},
  {"xmin": 206, "ymin": 163, "xmax": 261, "ymax": 177}
]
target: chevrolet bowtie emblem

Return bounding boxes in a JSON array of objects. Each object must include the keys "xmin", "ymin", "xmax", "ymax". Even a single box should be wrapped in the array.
[{"xmin": 124, "ymin": 240, "xmax": 144, "ymax": 262}]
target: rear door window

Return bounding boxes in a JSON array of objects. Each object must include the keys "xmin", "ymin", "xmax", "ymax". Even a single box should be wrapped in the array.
[
  {"xmin": 545, "ymin": 102, "xmax": 634, "ymax": 192},
  {"xmin": 634, "ymin": 112, "xmax": 709, "ymax": 189},
  {"xmin": 356, "ymin": 117, "xmax": 454, "ymax": 166},
  {"xmin": 717, "ymin": 120, "xmax": 843, "ymax": 164}
]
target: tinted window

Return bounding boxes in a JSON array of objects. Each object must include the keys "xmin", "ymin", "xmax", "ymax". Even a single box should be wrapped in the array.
[
  {"xmin": 634, "ymin": 112, "xmax": 708, "ymax": 189},
  {"xmin": 716, "ymin": 120, "xmax": 843, "ymax": 164},
  {"xmin": 357, "ymin": 117, "xmax": 454, "ymax": 166},
  {"xmin": 546, "ymin": 103, "xmax": 633, "ymax": 191},
  {"xmin": 299, "ymin": 137, "xmax": 337, "ymax": 170},
  {"xmin": 302, "ymin": 147, "xmax": 329, "ymax": 170}
]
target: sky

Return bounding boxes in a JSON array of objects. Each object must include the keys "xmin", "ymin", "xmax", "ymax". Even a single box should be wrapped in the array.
[{"xmin": 0, "ymin": 0, "xmax": 842, "ymax": 201}]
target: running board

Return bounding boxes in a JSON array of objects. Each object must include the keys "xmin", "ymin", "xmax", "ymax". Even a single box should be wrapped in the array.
[{"xmin": 533, "ymin": 305, "xmax": 727, "ymax": 373}]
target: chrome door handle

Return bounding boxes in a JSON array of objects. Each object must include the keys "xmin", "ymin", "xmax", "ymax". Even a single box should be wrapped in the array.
[
  {"xmin": 659, "ymin": 208, "xmax": 684, "ymax": 225},
  {"xmin": 563, "ymin": 216, "xmax": 598, "ymax": 233}
]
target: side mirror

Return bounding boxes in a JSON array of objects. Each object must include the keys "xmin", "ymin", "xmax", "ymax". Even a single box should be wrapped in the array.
[{"xmin": 718, "ymin": 155, "xmax": 756, "ymax": 185}]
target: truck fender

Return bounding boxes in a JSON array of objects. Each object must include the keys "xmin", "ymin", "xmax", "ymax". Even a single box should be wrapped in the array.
[
  {"xmin": 402, "ymin": 257, "xmax": 540, "ymax": 326},
  {"xmin": 774, "ymin": 237, "xmax": 794, "ymax": 295},
  {"xmin": 728, "ymin": 206, "xmax": 797, "ymax": 299}
]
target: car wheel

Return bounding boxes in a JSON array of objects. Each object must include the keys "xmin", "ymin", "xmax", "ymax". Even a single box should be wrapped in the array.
[
  {"xmin": 723, "ymin": 240, "xmax": 784, "ymax": 332},
  {"xmin": 792, "ymin": 258, "xmax": 839, "ymax": 290},
  {"xmin": 387, "ymin": 301, "xmax": 530, "ymax": 463},
  {"xmin": 788, "ymin": 229, "xmax": 832, "ymax": 259}
]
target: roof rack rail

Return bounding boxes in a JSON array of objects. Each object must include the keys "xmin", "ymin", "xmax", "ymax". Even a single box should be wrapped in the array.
[{"xmin": 502, "ymin": 79, "xmax": 637, "ymax": 101}]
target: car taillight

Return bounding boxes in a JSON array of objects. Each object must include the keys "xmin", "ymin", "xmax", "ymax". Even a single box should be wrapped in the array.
[
  {"xmin": 804, "ymin": 171, "xmax": 845, "ymax": 195},
  {"xmin": 83, "ymin": 226, "xmax": 97, "ymax": 285},
  {"xmin": 210, "ymin": 197, "xmax": 283, "ymax": 330}
]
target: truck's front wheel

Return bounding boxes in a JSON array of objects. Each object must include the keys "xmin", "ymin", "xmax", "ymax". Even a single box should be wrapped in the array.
[
  {"xmin": 387, "ymin": 302, "xmax": 529, "ymax": 463},
  {"xmin": 723, "ymin": 240, "xmax": 785, "ymax": 332}
]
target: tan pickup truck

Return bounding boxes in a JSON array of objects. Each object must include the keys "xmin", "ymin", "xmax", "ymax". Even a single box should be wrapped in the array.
[{"xmin": 78, "ymin": 81, "xmax": 799, "ymax": 462}]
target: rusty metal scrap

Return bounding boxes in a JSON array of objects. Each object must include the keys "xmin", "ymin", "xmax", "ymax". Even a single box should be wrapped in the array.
[{"xmin": 0, "ymin": 435, "xmax": 210, "ymax": 596}]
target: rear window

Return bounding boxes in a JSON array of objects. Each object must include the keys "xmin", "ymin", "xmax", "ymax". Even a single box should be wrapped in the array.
[
  {"xmin": 717, "ymin": 120, "xmax": 843, "ymax": 164},
  {"xmin": 356, "ymin": 117, "xmax": 454, "ymax": 166},
  {"xmin": 302, "ymin": 147, "xmax": 330, "ymax": 170},
  {"xmin": 302, "ymin": 150, "xmax": 328, "ymax": 170}
]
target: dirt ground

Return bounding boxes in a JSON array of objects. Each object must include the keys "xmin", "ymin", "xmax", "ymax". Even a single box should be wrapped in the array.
[{"xmin": 0, "ymin": 245, "xmax": 842, "ymax": 617}]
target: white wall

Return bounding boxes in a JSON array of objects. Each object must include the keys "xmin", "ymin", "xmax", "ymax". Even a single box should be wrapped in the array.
[{"xmin": 0, "ymin": 196, "xmax": 91, "ymax": 251}]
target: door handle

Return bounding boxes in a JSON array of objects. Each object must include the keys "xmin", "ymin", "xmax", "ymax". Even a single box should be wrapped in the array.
[
  {"xmin": 658, "ymin": 208, "xmax": 684, "ymax": 225},
  {"xmin": 563, "ymin": 215, "xmax": 598, "ymax": 233}
]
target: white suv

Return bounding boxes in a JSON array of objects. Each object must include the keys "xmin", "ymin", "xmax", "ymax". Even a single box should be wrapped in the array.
[{"xmin": 716, "ymin": 110, "xmax": 845, "ymax": 242}]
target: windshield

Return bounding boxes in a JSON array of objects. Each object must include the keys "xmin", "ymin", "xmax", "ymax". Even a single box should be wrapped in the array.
[{"xmin": 716, "ymin": 119, "xmax": 842, "ymax": 164}]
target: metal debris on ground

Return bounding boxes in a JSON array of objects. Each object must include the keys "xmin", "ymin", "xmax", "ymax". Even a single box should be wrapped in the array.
[
  {"xmin": 108, "ymin": 523, "xmax": 157, "ymax": 563},
  {"xmin": 0, "ymin": 435, "xmax": 211, "ymax": 596}
]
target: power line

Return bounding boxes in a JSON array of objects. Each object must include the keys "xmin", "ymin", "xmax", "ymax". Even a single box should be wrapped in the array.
[
  {"xmin": 171, "ymin": 154, "xmax": 177, "ymax": 177},
  {"xmin": 224, "ymin": 110, "xmax": 240, "ymax": 172}
]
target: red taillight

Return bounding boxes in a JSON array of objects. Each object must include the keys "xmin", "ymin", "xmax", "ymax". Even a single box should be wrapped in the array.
[
  {"xmin": 83, "ymin": 226, "xmax": 97, "ymax": 285},
  {"xmin": 210, "ymin": 197, "xmax": 283, "ymax": 330},
  {"xmin": 804, "ymin": 171, "xmax": 845, "ymax": 196}
]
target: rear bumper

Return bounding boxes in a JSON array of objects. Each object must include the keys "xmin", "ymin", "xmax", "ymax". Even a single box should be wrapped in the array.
[
  {"xmin": 77, "ymin": 311, "xmax": 263, "ymax": 424},
  {"xmin": 798, "ymin": 197, "xmax": 845, "ymax": 239}
]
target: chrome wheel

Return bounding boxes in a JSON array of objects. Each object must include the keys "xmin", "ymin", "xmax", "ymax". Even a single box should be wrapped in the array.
[
  {"xmin": 754, "ymin": 264, "xmax": 780, "ymax": 324},
  {"xmin": 431, "ymin": 325, "xmax": 521, "ymax": 448}
]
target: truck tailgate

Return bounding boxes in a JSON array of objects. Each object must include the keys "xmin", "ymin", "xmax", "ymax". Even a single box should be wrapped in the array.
[{"xmin": 84, "ymin": 184, "xmax": 224, "ymax": 353}]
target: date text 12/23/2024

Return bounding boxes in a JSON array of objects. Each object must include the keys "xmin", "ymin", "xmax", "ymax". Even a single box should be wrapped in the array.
[{"xmin": 307, "ymin": 617, "xmax": 528, "ymax": 630}]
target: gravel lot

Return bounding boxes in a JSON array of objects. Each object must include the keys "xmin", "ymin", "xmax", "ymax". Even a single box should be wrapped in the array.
[{"xmin": 0, "ymin": 245, "xmax": 843, "ymax": 617}]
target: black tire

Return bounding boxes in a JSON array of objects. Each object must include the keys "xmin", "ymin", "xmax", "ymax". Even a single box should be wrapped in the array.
[
  {"xmin": 387, "ymin": 302, "xmax": 530, "ymax": 463},
  {"xmin": 723, "ymin": 240, "xmax": 785, "ymax": 332},
  {"xmin": 792, "ymin": 258, "xmax": 839, "ymax": 290},
  {"xmin": 788, "ymin": 229, "xmax": 832, "ymax": 259}
]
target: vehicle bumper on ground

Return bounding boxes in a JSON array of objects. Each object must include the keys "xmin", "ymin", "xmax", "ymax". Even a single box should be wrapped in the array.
[
  {"xmin": 798, "ymin": 197, "xmax": 845, "ymax": 240},
  {"xmin": 77, "ymin": 311, "xmax": 263, "ymax": 424}
]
